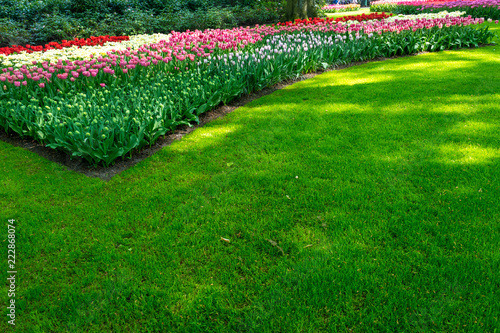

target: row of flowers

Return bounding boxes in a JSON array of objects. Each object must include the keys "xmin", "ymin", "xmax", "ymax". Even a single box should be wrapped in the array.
[
  {"xmin": 0, "ymin": 13, "xmax": 388, "ymax": 60},
  {"xmin": 0, "ymin": 15, "xmax": 490, "ymax": 92},
  {"xmin": 0, "ymin": 34, "xmax": 171, "ymax": 69},
  {"xmin": 0, "ymin": 36, "xmax": 130, "ymax": 56},
  {"xmin": 275, "ymin": 12, "xmax": 393, "ymax": 26},
  {"xmin": 1, "ymin": 14, "xmax": 394, "ymax": 70},
  {"xmin": 370, "ymin": 0, "xmax": 500, "ymax": 19},
  {"xmin": 0, "ymin": 13, "xmax": 392, "ymax": 68},
  {"xmin": 385, "ymin": 10, "xmax": 466, "ymax": 21},
  {"xmin": 322, "ymin": 4, "xmax": 361, "ymax": 13},
  {"xmin": 0, "ymin": 15, "xmax": 494, "ymax": 166}
]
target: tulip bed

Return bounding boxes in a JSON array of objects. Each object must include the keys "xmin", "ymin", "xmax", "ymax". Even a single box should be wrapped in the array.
[
  {"xmin": 322, "ymin": 4, "xmax": 361, "ymax": 13},
  {"xmin": 371, "ymin": 0, "xmax": 500, "ymax": 19},
  {"xmin": 0, "ymin": 16, "xmax": 495, "ymax": 166},
  {"xmin": 384, "ymin": 10, "xmax": 466, "ymax": 21},
  {"xmin": 0, "ymin": 35, "xmax": 130, "ymax": 56},
  {"xmin": 275, "ymin": 12, "xmax": 393, "ymax": 26},
  {"xmin": 0, "ymin": 34, "xmax": 171, "ymax": 69}
]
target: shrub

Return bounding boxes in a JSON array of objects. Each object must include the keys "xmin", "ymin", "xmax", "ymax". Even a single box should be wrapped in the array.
[
  {"xmin": 69, "ymin": 0, "xmax": 127, "ymax": 14},
  {"xmin": 233, "ymin": 5, "xmax": 282, "ymax": 26},
  {"xmin": 188, "ymin": 6, "xmax": 239, "ymax": 30},
  {"xmin": 109, "ymin": 9, "xmax": 159, "ymax": 35},
  {"xmin": 0, "ymin": 19, "xmax": 30, "ymax": 47},
  {"xmin": 28, "ymin": 12, "xmax": 86, "ymax": 46}
]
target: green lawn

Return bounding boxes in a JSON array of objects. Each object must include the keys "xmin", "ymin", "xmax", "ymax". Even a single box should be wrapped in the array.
[
  {"xmin": 325, "ymin": 7, "xmax": 376, "ymax": 18},
  {"xmin": 1, "ymin": 25, "xmax": 499, "ymax": 332}
]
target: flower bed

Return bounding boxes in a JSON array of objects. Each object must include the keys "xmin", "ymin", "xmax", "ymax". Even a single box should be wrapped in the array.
[
  {"xmin": 384, "ymin": 10, "xmax": 466, "ymax": 21},
  {"xmin": 371, "ymin": 0, "xmax": 500, "ymax": 19},
  {"xmin": 0, "ymin": 36, "xmax": 130, "ymax": 56},
  {"xmin": 276, "ymin": 13, "xmax": 393, "ymax": 26},
  {"xmin": 322, "ymin": 4, "xmax": 361, "ymax": 13},
  {"xmin": 0, "ymin": 17, "xmax": 494, "ymax": 166},
  {"xmin": 0, "ymin": 34, "xmax": 171, "ymax": 69}
]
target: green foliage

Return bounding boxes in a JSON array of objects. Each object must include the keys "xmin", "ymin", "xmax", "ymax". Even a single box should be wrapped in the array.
[
  {"xmin": 69, "ymin": 0, "xmax": 131, "ymax": 15},
  {"xmin": 312, "ymin": 0, "xmax": 327, "ymax": 17},
  {"xmin": 100, "ymin": 10, "xmax": 160, "ymax": 36},
  {"xmin": 186, "ymin": 6, "xmax": 239, "ymax": 30},
  {"xmin": 234, "ymin": 4, "xmax": 283, "ymax": 26},
  {"xmin": 28, "ymin": 12, "xmax": 86, "ymax": 45},
  {"xmin": 135, "ymin": 0, "xmax": 191, "ymax": 13},
  {"xmin": 0, "ymin": 19, "xmax": 30, "ymax": 46}
]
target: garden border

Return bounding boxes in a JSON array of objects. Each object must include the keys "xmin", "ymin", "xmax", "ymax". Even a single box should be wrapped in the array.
[{"xmin": 0, "ymin": 44, "xmax": 493, "ymax": 181}]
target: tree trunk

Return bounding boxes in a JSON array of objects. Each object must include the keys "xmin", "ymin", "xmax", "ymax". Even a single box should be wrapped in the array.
[
  {"xmin": 307, "ymin": 0, "xmax": 321, "ymax": 18},
  {"xmin": 286, "ymin": 0, "xmax": 309, "ymax": 21},
  {"xmin": 306, "ymin": 0, "xmax": 318, "ymax": 18}
]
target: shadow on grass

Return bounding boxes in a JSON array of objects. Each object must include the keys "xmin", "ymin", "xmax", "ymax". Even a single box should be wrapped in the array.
[
  {"xmin": 45, "ymin": 45, "xmax": 498, "ymax": 331},
  {"xmin": 2, "ymin": 46, "xmax": 500, "ymax": 332}
]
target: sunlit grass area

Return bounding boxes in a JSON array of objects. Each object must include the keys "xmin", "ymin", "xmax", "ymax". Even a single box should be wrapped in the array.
[
  {"xmin": 325, "ymin": 7, "xmax": 375, "ymax": 18},
  {"xmin": 1, "ymin": 25, "xmax": 499, "ymax": 332}
]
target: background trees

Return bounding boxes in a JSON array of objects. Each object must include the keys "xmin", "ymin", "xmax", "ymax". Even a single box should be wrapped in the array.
[
  {"xmin": 0, "ymin": 0, "xmax": 282, "ymax": 46},
  {"xmin": 0, "ymin": 0, "xmax": 329, "ymax": 47}
]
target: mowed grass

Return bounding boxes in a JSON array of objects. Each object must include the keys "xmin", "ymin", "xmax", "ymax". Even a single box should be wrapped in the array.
[
  {"xmin": 1, "ymin": 25, "xmax": 500, "ymax": 332},
  {"xmin": 325, "ymin": 7, "xmax": 377, "ymax": 18}
]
